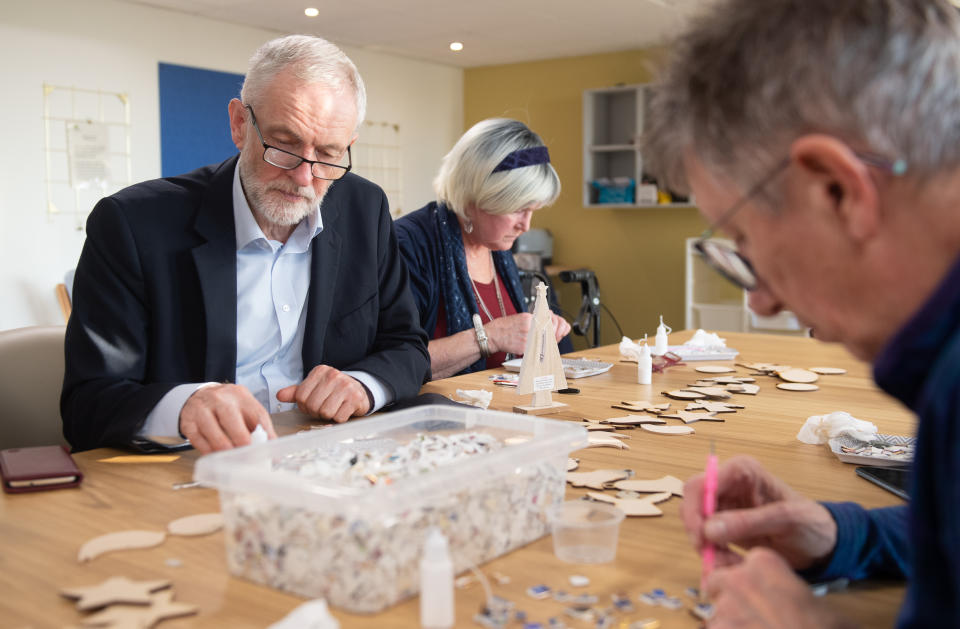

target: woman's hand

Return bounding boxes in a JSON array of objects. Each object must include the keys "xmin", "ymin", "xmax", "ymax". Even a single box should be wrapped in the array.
[{"xmin": 485, "ymin": 313, "xmax": 533, "ymax": 355}]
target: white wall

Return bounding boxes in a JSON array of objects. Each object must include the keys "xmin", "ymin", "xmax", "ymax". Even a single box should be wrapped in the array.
[{"xmin": 0, "ymin": 0, "xmax": 463, "ymax": 330}]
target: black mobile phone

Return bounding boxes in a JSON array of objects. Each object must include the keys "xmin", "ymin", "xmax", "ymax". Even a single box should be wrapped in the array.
[{"xmin": 855, "ymin": 466, "xmax": 910, "ymax": 501}]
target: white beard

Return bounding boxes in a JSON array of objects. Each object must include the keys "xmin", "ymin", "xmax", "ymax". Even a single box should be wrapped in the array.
[{"xmin": 239, "ymin": 156, "xmax": 324, "ymax": 227}]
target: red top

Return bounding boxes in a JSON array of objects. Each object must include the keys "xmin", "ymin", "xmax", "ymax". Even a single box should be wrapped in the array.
[{"xmin": 434, "ymin": 270, "xmax": 518, "ymax": 369}]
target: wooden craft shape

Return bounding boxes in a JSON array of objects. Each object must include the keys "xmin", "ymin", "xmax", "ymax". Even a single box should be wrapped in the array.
[
  {"xmin": 586, "ymin": 433, "xmax": 630, "ymax": 449},
  {"xmin": 581, "ymin": 420, "xmax": 616, "ymax": 431},
  {"xmin": 694, "ymin": 365, "xmax": 736, "ymax": 374},
  {"xmin": 662, "ymin": 390, "xmax": 705, "ymax": 400},
  {"xmin": 613, "ymin": 475, "xmax": 685, "ymax": 497},
  {"xmin": 726, "ymin": 383, "xmax": 760, "ymax": 395},
  {"xmin": 640, "ymin": 424, "xmax": 695, "ymax": 436},
  {"xmin": 662, "ymin": 410, "xmax": 724, "ymax": 424},
  {"xmin": 809, "ymin": 366, "xmax": 847, "ymax": 375},
  {"xmin": 614, "ymin": 401, "xmax": 671, "ymax": 414},
  {"xmin": 567, "ymin": 469, "xmax": 633, "ymax": 489},
  {"xmin": 78, "ymin": 530, "xmax": 167, "ymax": 562},
  {"xmin": 586, "ymin": 492, "xmax": 666, "ymax": 517},
  {"xmin": 601, "ymin": 415, "xmax": 666, "ymax": 425},
  {"xmin": 685, "ymin": 401, "xmax": 743, "ymax": 413},
  {"xmin": 514, "ymin": 282, "xmax": 568, "ymax": 415},
  {"xmin": 683, "ymin": 386, "xmax": 732, "ymax": 399},
  {"xmin": 710, "ymin": 376, "xmax": 756, "ymax": 384},
  {"xmin": 776, "ymin": 382, "xmax": 820, "ymax": 392},
  {"xmin": 777, "ymin": 368, "xmax": 819, "ymax": 384},
  {"xmin": 567, "ymin": 458, "xmax": 580, "ymax": 471},
  {"xmin": 61, "ymin": 577, "xmax": 171, "ymax": 611},
  {"xmin": 167, "ymin": 513, "xmax": 223, "ymax": 537},
  {"xmin": 81, "ymin": 590, "xmax": 198, "ymax": 628}
]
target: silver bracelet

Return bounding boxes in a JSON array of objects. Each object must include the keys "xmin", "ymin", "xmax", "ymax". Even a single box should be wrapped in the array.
[{"xmin": 472, "ymin": 314, "xmax": 490, "ymax": 358}]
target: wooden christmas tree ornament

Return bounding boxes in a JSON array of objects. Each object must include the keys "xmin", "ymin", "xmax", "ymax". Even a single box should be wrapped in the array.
[{"xmin": 514, "ymin": 282, "xmax": 568, "ymax": 415}]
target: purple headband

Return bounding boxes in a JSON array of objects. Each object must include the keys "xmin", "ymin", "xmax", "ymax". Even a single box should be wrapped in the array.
[{"xmin": 491, "ymin": 146, "xmax": 551, "ymax": 173}]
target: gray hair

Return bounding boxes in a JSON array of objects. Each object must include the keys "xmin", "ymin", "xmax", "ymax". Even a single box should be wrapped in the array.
[
  {"xmin": 434, "ymin": 118, "xmax": 561, "ymax": 218},
  {"xmin": 241, "ymin": 34, "xmax": 367, "ymax": 131},
  {"xmin": 644, "ymin": 0, "xmax": 960, "ymax": 197}
]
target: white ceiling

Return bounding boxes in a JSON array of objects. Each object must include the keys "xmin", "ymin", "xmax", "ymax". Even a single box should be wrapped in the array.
[{"xmin": 119, "ymin": 0, "xmax": 706, "ymax": 68}]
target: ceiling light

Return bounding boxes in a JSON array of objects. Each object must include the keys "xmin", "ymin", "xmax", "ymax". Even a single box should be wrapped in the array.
[
  {"xmin": 304, "ymin": 7, "xmax": 319, "ymax": 17},
  {"xmin": 449, "ymin": 42, "xmax": 464, "ymax": 52}
]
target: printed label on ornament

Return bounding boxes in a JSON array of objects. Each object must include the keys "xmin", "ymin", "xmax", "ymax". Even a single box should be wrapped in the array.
[{"xmin": 534, "ymin": 375, "xmax": 555, "ymax": 392}]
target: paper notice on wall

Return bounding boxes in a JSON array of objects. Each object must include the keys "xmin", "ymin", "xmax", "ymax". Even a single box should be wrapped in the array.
[{"xmin": 67, "ymin": 121, "xmax": 110, "ymax": 189}]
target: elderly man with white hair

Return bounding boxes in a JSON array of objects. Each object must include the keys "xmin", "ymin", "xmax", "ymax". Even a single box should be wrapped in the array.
[
  {"xmin": 62, "ymin": 35, "xmax": 429, "ymax": 454},
  {"xmin": 645, "ymin": 0, "xmax": 960, "ymax": 626}
]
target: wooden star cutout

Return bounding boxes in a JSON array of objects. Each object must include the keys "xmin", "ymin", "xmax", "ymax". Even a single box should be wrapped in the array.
[
  {"xmin": 567, "ymin": 469, "xmax": 633, "ymax": 489},
  {"xmin": 81, "ymin": 590, "xmax": 198, "ymax": 628},
  {"xmin": 661, "ymin": 410, "xmax": 724, "ymax": 424},
  {"xmin": 683, "ymin": 386, "xmax": 732, "ymax": 399},
  {"xmin": 586, "ymin": 432, "xmax": 630, "ymax": 449},
  {"xmin": 685, "ymin": 401, "xmax": 744, "ymax": 413},
  {"xmin": 613, "ymin": 474, "xmax": 685, "ymax": 497},
  {"xmin": 61, "ymin": 577, "xmax": 171, "ymax": 611},
  {"xmin": 711, "ymin": 376, "xmax": 756, "ymax": 384},
  {"xmin": 600, "ymin": 414, "xmax": 666, "ymax": 425},
  {"xmin": 612, "ymin": 401, "xmax": 671, "ymax": 414}
]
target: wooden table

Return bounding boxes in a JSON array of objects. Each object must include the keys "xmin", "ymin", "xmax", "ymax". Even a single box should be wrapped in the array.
[{"xmin": 0, "ymin": 332, "xmax": 913, "ymax": 628}]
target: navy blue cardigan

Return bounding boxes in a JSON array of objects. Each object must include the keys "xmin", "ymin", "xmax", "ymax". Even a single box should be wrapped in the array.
[{"xmin": 395, "ymin": 202, "xmax": 570, "ymax": 374}]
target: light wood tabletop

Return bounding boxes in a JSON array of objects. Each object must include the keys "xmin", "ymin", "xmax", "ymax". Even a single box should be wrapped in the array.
[{"xmin": 1, "ymin": 332, "xmax": 913, "ymax": 628}]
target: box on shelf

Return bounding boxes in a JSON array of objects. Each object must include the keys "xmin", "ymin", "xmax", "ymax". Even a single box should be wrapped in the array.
[
  {"xmin": 636, "ymin": 183, "xmax": 659, "ymax": 205},
  {"xmin": 194, "ymin": 405, "xmax": 587, "ymax": 614},
  {"xmin": 591, "ymin": 177, "xmax": 635, "ymax": 204}
]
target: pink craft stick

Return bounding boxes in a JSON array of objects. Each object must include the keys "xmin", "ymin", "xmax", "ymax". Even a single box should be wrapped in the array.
[{"xmin": 700, "ymin": 444, "xmax": 718, "ymax": 597}]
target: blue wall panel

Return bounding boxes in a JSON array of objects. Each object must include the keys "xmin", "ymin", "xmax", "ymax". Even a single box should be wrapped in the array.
[{"xmin": 158, "ymin": 62, "xmax": 244, "ymax": 177}]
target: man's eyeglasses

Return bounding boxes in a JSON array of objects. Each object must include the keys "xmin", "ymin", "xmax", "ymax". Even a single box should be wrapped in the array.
[
  {"xmin": 244, "ymin": 104, "xmax": 352, "ymax": 181},
  {"xmin": 694, "ymin": 152, "xmax": 908, "ymax": 291}
]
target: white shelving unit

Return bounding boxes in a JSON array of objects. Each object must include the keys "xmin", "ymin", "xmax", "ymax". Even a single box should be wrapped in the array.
[
  {"xmin": 684, "ymin": 237, "xmax": 807, "ymax": 335},
  {"xmin": 582, "ymin": 84, "xmax": 693, "ymax": 209}
]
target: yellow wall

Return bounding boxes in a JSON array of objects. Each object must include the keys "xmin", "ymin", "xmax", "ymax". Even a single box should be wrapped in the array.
[{"xmin": 465, "ymin": 49, "xmax": 714, "ymax": 348}]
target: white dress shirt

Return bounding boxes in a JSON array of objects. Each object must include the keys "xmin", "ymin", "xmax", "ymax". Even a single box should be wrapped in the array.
[{"xmin": 140, "ymin": 164, "xmax": 391, "ymax": 440}]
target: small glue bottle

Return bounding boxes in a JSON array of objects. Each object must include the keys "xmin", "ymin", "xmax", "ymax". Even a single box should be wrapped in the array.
[
  {"xmin": 653, "ymin": 315, "xmax": 672, "ymax": 356},
  {"xmin": 637, "ymin": 341, "xmax": 652, "ymax": 385},
  {"xmin": 420, "ymin": 528, "xmax": 454, "ymax": 629}
]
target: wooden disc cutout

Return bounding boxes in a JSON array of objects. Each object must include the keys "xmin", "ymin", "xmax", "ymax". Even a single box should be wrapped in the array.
[
  {"xmin": 777, "ymin": 382, "xmax": 819, "ymax": 392},
  {"xmin": 641, "ymin": 424, "xmax": 695, "ymax": 436},
  {"xmin": 809, "ymin": 367, "xmax": 847, "ymax": 375},
  {"xmin": 777, "ymin": 368, "xmax": 819, "ymax": 383}
]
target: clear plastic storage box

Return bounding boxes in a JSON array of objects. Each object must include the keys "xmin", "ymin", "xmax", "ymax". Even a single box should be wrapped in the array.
[{"xmin": 194, "ymin": 405, "xmax": 587, "ymax": 613}]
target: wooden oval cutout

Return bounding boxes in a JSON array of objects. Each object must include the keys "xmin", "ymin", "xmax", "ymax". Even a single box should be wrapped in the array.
[
  {"xmin": 777, "ymin": 368, "xmax": 819, "ymax": 384},
  {"xmin": 695, "ymin": 365, "xmax": 735, "ymax": 374},
  {"xmin": 809, "ymin": 367, "xmax": 847, "ymax": 375},
  {"xmin": 777, "ymin": 382, "xmax": 819, "ymax": 392}
]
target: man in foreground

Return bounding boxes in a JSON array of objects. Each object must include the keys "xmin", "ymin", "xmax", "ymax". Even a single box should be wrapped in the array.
[{"xmin": 645, "ymin": 0, "xmax": 960, "ymax": 626}]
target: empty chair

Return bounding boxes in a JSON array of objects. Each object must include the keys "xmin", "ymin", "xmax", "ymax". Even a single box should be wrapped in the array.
[{"xmin": 0, "ymin": 325, "xmax": 69, "ymax": 449}]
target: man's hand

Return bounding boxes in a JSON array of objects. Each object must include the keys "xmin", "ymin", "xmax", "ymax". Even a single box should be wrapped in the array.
[
  {"xmin": 179, "ymin": 383, "xmax": 277, "ymax": 454},
  {"xmin": 681, "ymin": 455, "xmax": 837, "ymax": 570},
  {"xmin": 705, "ymin": 548, "xmax": 857, "ymax": 629},
  {"xmin": 276, "ymin": 365, "xmax": 371, "ymax": 423}
]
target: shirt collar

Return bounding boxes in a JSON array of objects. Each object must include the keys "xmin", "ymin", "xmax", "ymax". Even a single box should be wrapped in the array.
[
  {"xmin": 232, "ymin": 161, "xmax": 323, "ymax": 252},
  {"xmin": 873, "ymin": 253, "xmax": 960, "ymax": 409}
]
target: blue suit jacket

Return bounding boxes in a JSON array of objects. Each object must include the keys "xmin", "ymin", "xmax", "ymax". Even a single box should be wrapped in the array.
[{"xmin": 62, "ymin": 156, "xmax": 430, "ymax": 451}]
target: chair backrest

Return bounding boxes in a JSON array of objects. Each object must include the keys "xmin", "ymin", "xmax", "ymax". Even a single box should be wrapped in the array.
[{"xmin": 0, "ymin": 325, "xmax": 68, "ymax": 449}]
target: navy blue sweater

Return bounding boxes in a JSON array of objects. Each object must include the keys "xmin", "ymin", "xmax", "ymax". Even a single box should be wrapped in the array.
[{"xmin": 814, "ymin": 255, "xmax": 960, "ymax": 627}]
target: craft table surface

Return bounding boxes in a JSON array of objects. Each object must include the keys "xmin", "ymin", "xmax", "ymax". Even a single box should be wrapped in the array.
[{"xmin": 0, "ymin": 332, "xmax": 912, "ymax": 628}]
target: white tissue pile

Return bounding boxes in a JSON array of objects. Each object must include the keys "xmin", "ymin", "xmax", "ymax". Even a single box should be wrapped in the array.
[
  {"xmin": 685, "ymin": 329, "xmax": 728, "ymax": 349},
  {"xmin": 796, "ymin": 411, "xmax": 878, "ymax": 445},
  {"xmin": 455, "ymin": 388, "xmax": 492, "ymax": 409}
]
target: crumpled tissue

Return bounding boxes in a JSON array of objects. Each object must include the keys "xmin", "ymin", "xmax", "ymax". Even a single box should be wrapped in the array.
[
  {"xmin": 455, "ymin": 388, "xmax": 492, "ymax": 409},
  {"xmin": 685, "ymin": 329, "xmax": 728, "ymax": 349},
  {"xmin": 619, "ymin": 335, "xmax": 647, "ymax": 361},
  {"xmin": 268, "ymin": 599, "xmax": 339, "ymax": 629},
  {"xmin": 796, "ymin": 411, "xmax": 878, "ymax": 445}
]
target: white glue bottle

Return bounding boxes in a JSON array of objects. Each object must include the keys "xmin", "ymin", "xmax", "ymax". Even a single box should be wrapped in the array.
[
  {"xmin": 420, "ymin": 528, "xmax": 454, "ymax": 629},
  {"xmin": 653, "ymin": 315, "xmax": 672, "ymax": 356},
  {"xmin": 637, "ymin": 341, "xmax": 652, "ymax": 385}
]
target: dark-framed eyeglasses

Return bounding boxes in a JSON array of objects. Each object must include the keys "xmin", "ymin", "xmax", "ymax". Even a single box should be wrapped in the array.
[
  {"xmin": 244, "ymin": 104, "xmax": 352, "ymax": 181},
  {"xmin": 694, "ymin": 152, "xmax": 908, "ymax": 291}
]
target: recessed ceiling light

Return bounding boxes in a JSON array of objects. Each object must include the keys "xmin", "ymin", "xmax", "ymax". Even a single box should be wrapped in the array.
[
  {"xmin": 449, "ymin": 42, "xmax": 464, "ymax": 52},
  {"xmin": 304, "ymin": 7, "xmax": 319, "ymax": 17}
]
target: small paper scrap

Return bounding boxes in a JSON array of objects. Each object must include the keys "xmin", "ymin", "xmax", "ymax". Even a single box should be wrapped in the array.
[
  {"xmin": 268, "ymin": 599, "xmax": 340, "ymax": 629},
  {"xmin": 455, "ymin": 389, "xmax": 492, "ymax": 409},
  {"xmin": 797, "ymin": 411, "xmax": 878, "ymax": 445}
]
